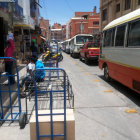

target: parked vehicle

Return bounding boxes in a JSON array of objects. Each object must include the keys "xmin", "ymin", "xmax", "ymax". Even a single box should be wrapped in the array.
[
  {"xmin": 61, "ymin": 39, "xmax": 71, "ymax": 53},
  {"xmin": 69, "ymin": 34, "xmax": 93, "ymax": 57},
  {"xmin": 42, "ymin": 46, "xmax": 63, "ymax": 62},
  {"xmin": 99, "ymin": 8, "xmax": 140, "ymax": 94},
  {"xmin": 79, "ymin": 42, "xmax": 100, "ymax": 64}
]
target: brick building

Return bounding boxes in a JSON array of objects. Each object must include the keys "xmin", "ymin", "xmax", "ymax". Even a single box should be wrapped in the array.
[
  {"xmin": 100, "ymin": 0, "xmax": 140, "ymax": 31},
  {"xmin": 68, "ymin": 6, "xmax": 100, "ymax": 38},
  {"xmin": 51, "ymin": 23, "xmax": 66, "ymax": 41},
  {"xmin": 40, "ymin": 17, "xmax": 50, "ymax": 41}
]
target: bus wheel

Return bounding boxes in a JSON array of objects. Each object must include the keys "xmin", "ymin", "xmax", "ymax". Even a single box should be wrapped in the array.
[{"xmin": 104, "ymin": 66, "xmax": 111, "ymax": 81}]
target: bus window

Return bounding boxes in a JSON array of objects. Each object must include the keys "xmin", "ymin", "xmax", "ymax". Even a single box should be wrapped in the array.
[
  {"xmin": 104, "ymin": 30, "xmax": 112, "ymax": 47},
  {"xmin": 115, "ymin": 25, "xmax": 126, "ymax": 47},
  {"xmin": 76, "ymin": 36, "xmax": 93, "ymax": 44},
  {"xmin": 128, "ymin": 20, "xmax": 140, "ymax": 47},
  {"xmin": 111, "ymin": 28, "xmax": 115, "ymax": 46}
]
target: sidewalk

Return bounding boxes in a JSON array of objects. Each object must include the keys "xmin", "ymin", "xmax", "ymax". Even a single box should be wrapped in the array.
[
  {"xmin": 0, "ymin": 64, "xmax": 26, "ymax": 116},
  {"xmin": 0, "ymin": 63, "xmax": 34, "ymax": 140}
]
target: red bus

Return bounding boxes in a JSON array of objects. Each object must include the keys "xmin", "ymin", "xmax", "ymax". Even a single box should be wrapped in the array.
[{"xmin": 99, "ymin": 8, "xmax": 140, "ymax": 94}]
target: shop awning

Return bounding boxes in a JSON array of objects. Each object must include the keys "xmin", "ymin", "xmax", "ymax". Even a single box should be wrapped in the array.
[
  {"xmin": 40, "ymin": 36, "xmax": 47, "ymax": 41},
  {"xmin": 14, "ymin": 24, "xmax": 34, "ymax": 29}
]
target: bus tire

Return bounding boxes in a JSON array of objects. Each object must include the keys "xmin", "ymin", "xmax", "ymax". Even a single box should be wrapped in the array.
[{"xmin": 104, "ymin": 66, "xmax": 111, "ymax": 81}]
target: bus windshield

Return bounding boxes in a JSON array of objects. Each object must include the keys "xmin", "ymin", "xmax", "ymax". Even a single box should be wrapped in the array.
[
  {"xmin": 76, "ymin": 36, "xmax": 93, "ymax": 44},
  {"xmin": 87, "ymin": 43, "xmax": 99, "ymax": 48}
]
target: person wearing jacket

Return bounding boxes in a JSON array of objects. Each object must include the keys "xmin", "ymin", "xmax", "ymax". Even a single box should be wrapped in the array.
[
  {"xmin": 31, "ymin": 56, "xmax": 45, "ymax": 82},
  {"xmin": 4, "ymin": 38, "xmax": 15, "ymax": 84},
  {"xmin": 31, "ymin": 39, "xmax": 38, "ymax": 57}
]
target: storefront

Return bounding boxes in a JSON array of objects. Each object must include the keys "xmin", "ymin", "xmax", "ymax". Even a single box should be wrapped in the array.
[{"xmin": 13, "ymin": 24, "xmax": 34, "ymax": 63}]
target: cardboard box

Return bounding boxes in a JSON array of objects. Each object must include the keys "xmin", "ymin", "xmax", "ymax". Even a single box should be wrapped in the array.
[{"xmin": 30, "ymin": 109, "xmax": 75, "ymax": 140}]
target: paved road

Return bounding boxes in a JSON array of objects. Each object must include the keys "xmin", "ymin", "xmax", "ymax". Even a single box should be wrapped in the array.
[
  {"xmin": 0, "ymin": 53, "xmax": 140, "ymax": 140},
  {"xmin": 60, "ymin": 52, "xmax": 140, "ymax": 140}
]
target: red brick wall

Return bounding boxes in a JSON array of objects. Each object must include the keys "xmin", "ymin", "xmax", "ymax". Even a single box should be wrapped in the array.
[
  {"xmin": 40, "ymin": 17, "xmax": 50, "ymax": 40},
  {"xmin": 68, "ymin": 7, "xmax": 100, "ymax": 38}
]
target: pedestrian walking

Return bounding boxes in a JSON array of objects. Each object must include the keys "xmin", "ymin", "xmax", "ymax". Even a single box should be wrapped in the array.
[
  {"xmin": 30, "ymin": 39, "xmax": 38, "ymax": 57},
  {"xmin": 20, "ymin": 40, "xmax": 25, "ymax": 62},
  {"xmin": 4, "ymin": 33, "xmax": 15, "ymax": 85}
]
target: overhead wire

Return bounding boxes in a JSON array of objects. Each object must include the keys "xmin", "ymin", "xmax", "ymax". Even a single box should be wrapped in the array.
[
  {"xmin": 63, "ymin": 0, "xmax": 74, "ymax": 12},
  {"xmin": 39, "ymin": 0, "xmax": 48, "ymax": 19}
]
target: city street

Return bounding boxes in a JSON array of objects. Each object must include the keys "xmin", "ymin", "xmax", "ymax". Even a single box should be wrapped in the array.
[
  {"xmin": 0, "ymin": 0, "xmax": 140, "ymax": 140},
  {"xmin": 0, "ymin": 53, "xmax": 140, "ymax": 140},
  {"xmin": 60, "ymin": 52, "xmax": 140, "ymax": 140}
]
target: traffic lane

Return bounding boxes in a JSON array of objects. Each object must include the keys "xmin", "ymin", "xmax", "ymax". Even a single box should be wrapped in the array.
[
  {"xmin": 73, "ymin": 55, "xmax": 140, "ymax": 111},
  {"xmin": 60, "ymin": 53, "xmax": 126, "ymax": 108},
  {"xmin": 60, "ymin": 53, "xmax": 140, "ymax": 140},
  {"xmin": 75, "ymin": 107, "xmax": 140, "ymax": 140}
]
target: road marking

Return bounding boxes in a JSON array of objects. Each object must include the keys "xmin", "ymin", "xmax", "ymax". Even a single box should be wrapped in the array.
[
  {"xmin": 81, "ymin": 68, "xmax": 86, "ymax": 71},
  {"xmin": 93, "ymin": 79, "xmax": 100, "ymax": 82},
  {"xmin": 125, "ymin": 109, "xmax": 137, "ymax": 113},
  {"xmin": 104, "ymin": 90, "xmax": 113, "ymax": 92},
  {"xmin": 86, "ymin": 72, "xmax": 91, "ymax": 76}
]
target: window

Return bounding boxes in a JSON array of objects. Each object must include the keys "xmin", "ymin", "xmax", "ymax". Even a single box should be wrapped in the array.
[
  {"xmin": 104, "ymin": 28, "xmax": 115, "ymax": 47},
  {"xmin": 87, "ymin": 43, "xmax": 99, "ymax": 48},
  {"xmin": 93, "ymin": 21, "xmax": 99, "ymax": 26},
  {"xmin": 128, "ymin": 20, "xmax": 140, "ymax": 47},
  {"xmin": 115, "ymin": 25, "xmax": 126, "ymax": 47},
  {"xmin": 104, "ymin": 30, "xmax": 112, "ymax": 47},
  {"xmin": 76, "ymin": 36, "xmax": 93, "ymax": 44},
  {"xmin": 102, "ymin": 9, "xmax": 107, "ymax": 21},
  {"xmin": 116, "ymin": 3, "xmax": 120, "ymax": 12},
  {"xmin": 111, "ymin": 28, "xmax": 115, "ymax": 46},
  {"xmin": 93, "ymin": 29, "xmax": 99, "ymax": 34},
  {"xmin": 124, "ymin": 0, "xmax": 131, "ymax": 10}
]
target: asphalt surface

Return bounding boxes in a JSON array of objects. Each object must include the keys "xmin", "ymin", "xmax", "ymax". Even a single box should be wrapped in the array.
[
  {"xmin": 0, "ymin": 53, "xmax": 140, "ymax": 140},
  {"xmin": 59, "ymin": 52, "xmax": 140, "ymax": 140}
]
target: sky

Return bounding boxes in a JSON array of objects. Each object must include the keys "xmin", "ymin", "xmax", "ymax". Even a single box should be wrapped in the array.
[{"xmin": 39, "ymin": 0, "xmax": 100, "ymax": 25}]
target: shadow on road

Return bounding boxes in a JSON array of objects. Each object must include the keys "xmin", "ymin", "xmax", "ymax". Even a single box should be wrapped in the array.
[
  {"xmin": 88, "ymin": 61, "xmax": 98, "ymax": 66},
  {"xmin": 99, "ymin": 75, "xmax": 140, "ymax": 107}
]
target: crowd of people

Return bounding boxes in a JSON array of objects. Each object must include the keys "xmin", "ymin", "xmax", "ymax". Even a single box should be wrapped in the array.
[{"xmin": 4, "ymin": 33, "xmax": 46, "ymax": 89}]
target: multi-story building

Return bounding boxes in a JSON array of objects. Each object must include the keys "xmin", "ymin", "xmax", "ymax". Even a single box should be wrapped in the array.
[
  {"xmin": 0, "ymin": 1, "xmax": 24, "ymax": 57},
  {"xmin": 12, "ymin": 0, "xmax": 40, "ymax": 61},
  {"xmin": 100, "ymin": 0, "xmax": 140, "ymax": 31},
  {"xmin": 51, "ymin": 23, "xmax": 66, "ymax": 42},
  {"xmin": 68, "ymin": 6, "xmax": 100, "ymax": 38},
  {"xmin": 40, "ymin": 17, "xmax": 50, "ymax": 41}
]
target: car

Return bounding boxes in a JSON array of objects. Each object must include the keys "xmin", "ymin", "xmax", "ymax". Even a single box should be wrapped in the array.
[{"xmin": 79, "ymin": 42, "xmax": 100, "ymax": 64}]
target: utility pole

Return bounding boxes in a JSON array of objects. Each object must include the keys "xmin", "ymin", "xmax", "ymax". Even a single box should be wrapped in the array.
[
  {"xmin": 80, "ymin": 15, "xmax": 88, "ymax": 34},
  {"xmin": 80, "ymin": 18, "xmax": 83, "ymax": 34}
]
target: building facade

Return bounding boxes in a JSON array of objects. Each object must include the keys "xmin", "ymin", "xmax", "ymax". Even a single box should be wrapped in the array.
[
  {"xmin": 100, "ymin": 0, "xmax": 140, "ymax": 31},
  {"xmin": 68, "ymin": 7, "xmax": 100, "ymax": 38},
  {"xmin": 51, "ymin": 23, "xmax": 66, "ymax": 42},
  {"xmin": 0, "ymin": 0, "xmax": 41, "ymax": 62},
  {"xmin": 40, "ymin": 17, "xmax": 50, "ymax": 41}
]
